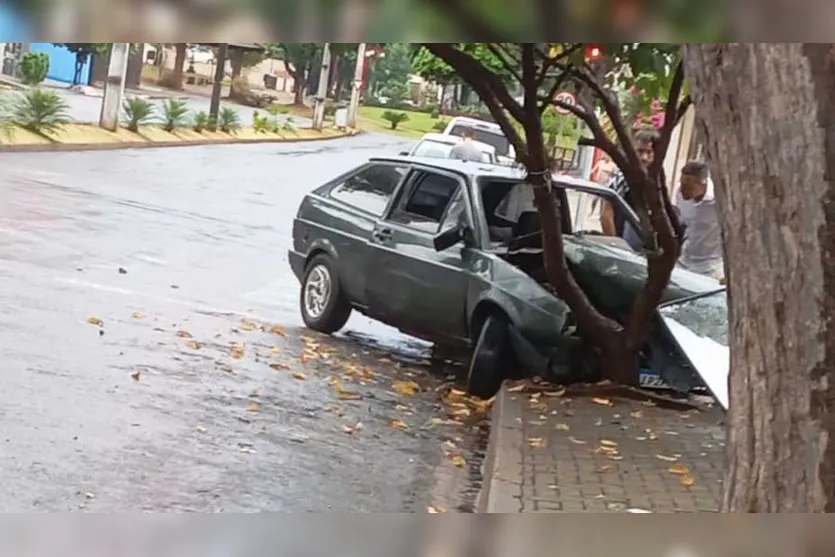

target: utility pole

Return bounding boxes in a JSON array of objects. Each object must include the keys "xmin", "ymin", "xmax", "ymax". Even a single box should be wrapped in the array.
[
  {"xmin": 312, "ymin": 43, "xmax": 331, "ymax": 131},
  {"xmin": 209, "ymin": 43, "xmax": 228, "ymax": 124},
  {"xmin": 346, "ymin": 43, "xmax": 366, "ymax": 129},
  {"xmin": 99, "ymin": 43, "xmax": 130, "ymax": 131}
]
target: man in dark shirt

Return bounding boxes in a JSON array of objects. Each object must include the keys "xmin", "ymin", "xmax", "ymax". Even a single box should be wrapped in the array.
[{"xmin": 600, "ymin": 128, "xmax": 659, "ymax": 251}]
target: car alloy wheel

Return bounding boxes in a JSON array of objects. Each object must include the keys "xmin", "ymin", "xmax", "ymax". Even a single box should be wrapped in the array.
[{"xmin": 304, "ymin": 264, "xmax": 331, "ymax": 319}]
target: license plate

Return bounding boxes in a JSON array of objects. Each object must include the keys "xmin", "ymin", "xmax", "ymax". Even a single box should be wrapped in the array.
[{"xmin": 639, "ymin": 369, "xmax": 671, "ymax": 390}]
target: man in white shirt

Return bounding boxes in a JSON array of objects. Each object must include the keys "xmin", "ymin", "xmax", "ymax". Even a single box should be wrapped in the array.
[
  {"xmin": 449, "ymin": 127, "xmax": 485, "ymax": 162},
  {"xmin": 676, "ymin": 161, "xmax": 724, "ymax": 281}
]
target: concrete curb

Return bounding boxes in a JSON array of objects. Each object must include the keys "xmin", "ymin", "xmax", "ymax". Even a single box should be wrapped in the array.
[
  {"xmin": 0, "ymin": 130, "xmax": 358, "ymax": 153},
  {"xmin": 476, "ymin": 384, "xmax": 524, "ymax": 513}
]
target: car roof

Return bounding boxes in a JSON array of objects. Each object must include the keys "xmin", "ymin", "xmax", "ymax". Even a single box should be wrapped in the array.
[
  {"xmin": 369, "ymin": 156, "xmax": 608, "ymax": 191},
  {"xmin": 419, "ymin": 133, "xmax": 497, "ymax": 153},
  {"xmin": 446, "ymin": 117, "xmax": 502, "ymax": 131}
]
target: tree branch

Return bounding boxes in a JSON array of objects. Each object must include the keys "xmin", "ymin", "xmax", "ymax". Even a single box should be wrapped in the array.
[
  {"xmin": 538, "ymin": 69, "xmax": 569, "ymax": 114},
  {"xmin": 569, "ymin": 67, "xmax": 643, "ymax": 172},
  {"xmin": 553, "ymin": 98, "xmax": 629, "ymax": 175},
  {"xmin": 423, "ymin": 43, "xmax": 526, "ymax": 123},
  {"xmin": 649, "ymin": 60, "xmax": 686, "ymax": 178},
  {"xmin": 485, "ymin": 43, "xmax": 523, "ymax": 84}
]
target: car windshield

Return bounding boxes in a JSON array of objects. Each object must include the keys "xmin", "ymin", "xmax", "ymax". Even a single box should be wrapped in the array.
[
  {"xmin": 412, "ymin": 140, "xmax": 493, "ymax": 163},
  {"xmin": 449, "ymin": 124, "xmax": 510, "ymax": 157},
  {"xmin": 659, "ymin": 290, "xmax": 729, "ymax": 409}
]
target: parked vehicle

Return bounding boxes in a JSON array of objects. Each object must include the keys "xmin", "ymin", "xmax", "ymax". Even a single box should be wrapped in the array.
[
  {"xmin": 400, "ymin": 133, "xmax": 498, "ymax": 165},
  {"xmin": 288, "ymin": 157, "xmax": 728, "ymax": 408},
  {"xmin": 441, "ymin": 117, "xmax": 516, "ymax": 165}
]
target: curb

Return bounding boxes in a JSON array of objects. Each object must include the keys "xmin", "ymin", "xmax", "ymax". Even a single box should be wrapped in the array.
[
  {"xmin": 0, "ymin": 130, "xmax": 359, "ymax": 153},
  {"xmin": 476, "ymin": 384, "xmax": 524, "ymax": 513}
]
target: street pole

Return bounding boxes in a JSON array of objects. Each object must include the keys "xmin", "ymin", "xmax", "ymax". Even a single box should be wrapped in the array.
[
  {"xmin": 99, "ymin": 43, "xmax": 130, "ymax": 131},
  {"xmin": 346, "ymin": 43, "xmax": 366, "ymax": 129},
  {"xmin": 209, "ymin": 43, "xmax": 228, "ymax": 124},
  {"xmin": 312, "ymin": 43, "xmax": 331, "ymax": 131}
]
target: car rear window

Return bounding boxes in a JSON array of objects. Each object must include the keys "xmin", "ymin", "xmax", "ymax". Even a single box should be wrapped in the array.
[
  {"xmin": 412, "ymin": 140, "xmax": 454, "ymax": 159},
  {"xmin": 449, "ymin": 124, "xmax": 510, "ymax": 157}
]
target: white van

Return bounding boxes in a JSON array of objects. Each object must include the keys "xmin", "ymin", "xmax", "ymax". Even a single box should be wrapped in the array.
[{"xmin": 441, "ymin": 117, "xmax": 516, "ymax": 165}]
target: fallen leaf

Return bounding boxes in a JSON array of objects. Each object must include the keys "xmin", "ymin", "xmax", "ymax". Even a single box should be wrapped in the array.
[
  {"xmin": 641, "ymin": 399, "xmax": 657, "ymax": 407},
  {"xmin": 528, "ymin": 437, "xmax": 546, "ymax": 448},
  {"xmin": 342, "ymin": 425, "xmax": 356, "ymax": 435},
  {"xmin": 543, "ymin": 388, "xmax": 566, "ymax": 397},
  {"xmin": 555, "ymin": 423, "xmax": 570, "ymax": 431},
  {"xmin": 176, "ymin": 330, "xmax": 193, "ymax": 338},
  {"xmin": 449, "ymin": 455, "xmax": 467, "ymax": 468},
  {"xmin": 631, "ymin": 410, "xmax": 643, "ymax": 419},
  {"xmin": 427, "ymin": 506, "xmax": 446, "ymax": 513},
  {"xmin": 596, "ymin": 465, "xmax": 612, "ymax": 474},
  {"xmin": 87, "ymin": 316, "xmax": 103, "ymax": 327},
  {"xmin": 430, "ymin": 417, "xmax": 444, "ymax": 426},
  {"xmin": 246, "ymin": 402, "xmax": 261, "ymax": 413},
  {"xmin": 293, "ymin": 372, "xmax": 307, "ymax": 381},
  {"xmin": 656, "ymin": 454, "xmax": 678, "ymax": 462},
  {"xmin": 568, "ymin": 436, "xmax": 587, "ymax": 445},
  {"xmin": 592, "ymin": 397, "xmax": 613, "ymax": 407},
  {"xmin": 268, "ymin": 363, "xmax": 290, "ymax": 371},
  {"xmin": 132, "ymin": 312, "xmax": 145, "ymax": 319},
  {"xmin": 186, "ymin": 340, "xmax": 202, "ymax": 350},
  {"xmin": 130, "ymin": 370, "xmax": 141, "ymax": 381},
  {"xmin": 388, "ymin": 419, "xmax": 409, "ymax": 431},
  {"xmin": 392, "ymin": 381, "xmax": 420, "ymax": 396},
  {"xmin": 600, "ymin": 439, "xmax": 617, "ymax": 448},
  {"xmin": 230, "ymin": 344, "xmax": 245, "ymax": 359},
  {"xmin": 270, "ymin": 325, "xmax": 287, "ymax": 336},
  {"xmin": 337, "ymin": 390, "xmax": 363, "ymax": 400},
  {"xmin": 196, "ymin": 425, "xmax": 207, "ymax": 433},
  {"xmin": 508, "ymin": 383, "xmax": 526, "ymax": 393},
  {"xmin": 240, "ymin": 320, "xmax": 258, "ymax": 331},
  {"xmin": 669, "ymin": 464, "xmax": 690, "ymax": 476},
  {"xmin": 220, "ymin": 364, "xmax": 234, "ymax": 373},
  {"xmin": 680, "ymin": 474, "xmax": 696, "ymax": 487}
]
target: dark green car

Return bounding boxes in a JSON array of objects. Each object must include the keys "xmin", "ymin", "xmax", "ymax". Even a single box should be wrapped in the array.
[{"xmin": 289, "ymin": 156, "xmax": 728, "ymax": 407}]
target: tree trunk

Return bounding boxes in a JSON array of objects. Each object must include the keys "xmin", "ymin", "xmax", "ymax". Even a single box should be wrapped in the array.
[
  {"xmin": 169, "ymin": 43, "xmax": 187, "ymax": 90},
  {"xmin": 683, "ymin": 43, "xmax": 835, "ymax": 512},
  {"xmin": 294, "ymin": 76, "xmax": 307, "ymax": 105},
  {"xmin": 229, "ymin": 49, "xmax": 244, "ymax": 79}
]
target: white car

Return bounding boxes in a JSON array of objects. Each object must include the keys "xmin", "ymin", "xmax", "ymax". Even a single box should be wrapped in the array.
[
  {"xmin": 188, "ymin": 45, "xmax": 215, "ymax": 65},
  {"xmin": 441, "ymin": 116, "xmax": 516, "ymax": 165},
  {"xmin": 401, "ymin": 132, "xmax": 497, "ymax": 164}
]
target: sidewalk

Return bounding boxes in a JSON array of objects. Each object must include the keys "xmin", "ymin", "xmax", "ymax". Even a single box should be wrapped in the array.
[{"xmin": 480, "ymin": 382, "xmax": 725, "ymax": 513}]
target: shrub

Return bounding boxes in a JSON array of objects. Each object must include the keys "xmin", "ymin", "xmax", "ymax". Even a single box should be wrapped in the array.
[
  {"xmin": 252, "ymin": 111, "xmax": 269, "ymax": 134},
  {"xmin": 0, "ymin": 93, "xmax": 14, "ymax": 139},
  {"xmin": 161, "ymin": 98, "xmax": 190, "ymax": 132},
  {"xmin": 381, "ymin": 110, "xmax": 409, "ymax": 130},
  {"xmin": 12, "ymin": 87, "xmax": 70, "ymax": 136},
  {"xmin": 193, "ymin": 110, "xmax": 209, "ymax": 133},
  {"xmin": 430, "ymin": 105, "xmax": 441, "ymax": 119},
  {"xmin": 432, "ymin": 119, "xmax": 447, "ymax": 132},
  {"xmin": 122, "ymin": 97, "xmax": 155, "ymax": 132},
  {"xmin": 218, "ymin": 107, "xmax": 240, "ymax": 133},
  {"xmin": 19, "ymin": 53, "xmax": 49, "ymax": 86},
  {"xmin": 281, "ymin": 116, "xmax": 297, "ymax": 134}
]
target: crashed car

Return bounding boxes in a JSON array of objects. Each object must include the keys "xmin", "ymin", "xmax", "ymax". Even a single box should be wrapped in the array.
[{"xmin": 288, "ymin": 156, "xmax": 729, "ymax": 408}]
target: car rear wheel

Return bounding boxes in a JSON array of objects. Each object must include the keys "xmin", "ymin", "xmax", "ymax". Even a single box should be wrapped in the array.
[
  {"xmin": 300, "ymin": 254, "xmax": 352, "ymax": 334},
  {"xmin": 467, "ymin": 314, "xmax": 513, "ymax": 399}
]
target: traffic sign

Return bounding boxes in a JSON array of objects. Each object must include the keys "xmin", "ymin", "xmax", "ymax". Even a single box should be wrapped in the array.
[{"xmin": 553, "ymin": 90, "xmax": 577, "ymax": 114}]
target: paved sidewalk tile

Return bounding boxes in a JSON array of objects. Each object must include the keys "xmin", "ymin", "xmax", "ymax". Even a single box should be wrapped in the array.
[{"xmin": 489, "ymin": 384, "xmax": 726, "ymax": 513}]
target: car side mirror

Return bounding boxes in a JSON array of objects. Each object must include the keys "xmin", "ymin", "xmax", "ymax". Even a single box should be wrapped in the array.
[{"xmin": 433, "ymin": 225, "xmax": 474, "ymax": 252}]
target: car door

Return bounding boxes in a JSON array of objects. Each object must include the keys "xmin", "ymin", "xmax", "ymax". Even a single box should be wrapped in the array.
[
  {"xmin": 365, "ymin": 169, "xmax": 473, "ymax": 342},
  {"xmin": 317, "ymin": 162, "xmax": 408, "ymax": 308}
]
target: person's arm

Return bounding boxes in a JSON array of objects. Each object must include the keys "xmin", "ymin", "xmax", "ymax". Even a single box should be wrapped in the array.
[{"xmin": 600, "ymin": 200, "xmax": 617, "ymax": 236}]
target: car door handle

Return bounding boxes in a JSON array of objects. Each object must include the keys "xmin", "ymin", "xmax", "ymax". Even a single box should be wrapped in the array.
[{"xmin": 372, "ymin": 228, "xmax": 393, "ymax": 242}]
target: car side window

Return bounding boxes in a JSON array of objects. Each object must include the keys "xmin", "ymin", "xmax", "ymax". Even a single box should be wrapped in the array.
[
  {"xmin": 329, "ymin": 163, "xmax": 408, "ymax": 217},
  {"xmin": 389, "ymin": 171, "xmax": 461, "ymax": 234}
]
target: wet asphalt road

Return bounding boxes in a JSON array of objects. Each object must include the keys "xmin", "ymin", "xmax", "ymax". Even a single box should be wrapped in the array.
[{"xmin": 0, "ymin": 134, "xmax": 488, "ymax": 512}]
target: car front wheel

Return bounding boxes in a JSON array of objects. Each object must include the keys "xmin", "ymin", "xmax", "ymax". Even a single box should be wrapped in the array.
[
  {"xmin": 467, "ymin": 314, "xmax": 513, "ymax": 399},
  {"xmin": 300, "ymin": 254, "xmax": 352, "ymax": 334}
]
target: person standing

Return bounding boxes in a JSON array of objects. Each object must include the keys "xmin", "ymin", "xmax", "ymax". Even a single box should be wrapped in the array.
[
  {"xmin": 676, "ymin": 160, "xmax": 725, "ymax": 281},
  {"xmin": 600, "ymin": 128, "xmax": 659, "ymax": 251},
  {"xmin": 449, "ymin": 127, "xmax": 484, "ymax": 162}
]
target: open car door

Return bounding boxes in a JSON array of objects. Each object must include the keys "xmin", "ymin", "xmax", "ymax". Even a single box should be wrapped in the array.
[{"xmin": 656, "ymin": 290, "xmax": 729, "ymax": 410}]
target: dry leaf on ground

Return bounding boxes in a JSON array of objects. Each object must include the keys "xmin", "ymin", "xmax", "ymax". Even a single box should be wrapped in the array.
[
  {"xmin": 555, "ymin": 423, "xmax": 570, "ymax": 431},
  {"xmin": 596, "ymin": 465, "xmax": 612, "ymax": 474},
  {"xmin": 593, "ymin": 397, "xmax": 613, "ymax": 407},
  {"xmin": 449, "ymin": 455, "xmax": 467, "ymax": 468},
  {"xmin": 631, "ymin": 410, "xmax": 643, "ymax": 419},
  {"xmin": 196, "ymin": 425, "xmax": 207, "ymax": 433},
  {"xmin": 270, "ymin": 325, "xmax": 287, "ymax": 336},
  {"xmin": 131, "ymin": 370, "xmax": 141, "ymax": 381},
  {"xmin": 528, "ymin": 437, "xmax": 546, "ymax": 448},
  {"xmin": 293, "ymin": 372, "xmax": 307, "ymax": 381},
  {"xmin": 132, "ymin": 312, "xmax": 145, "ymax": 319},
  {"xmin": 392, "ymin": 381, "xmax": 420, "ymax": 396},
  {"xmin": 669, "ymin": 464, "xmax": 690, "ymax": 476},
  {"xmin": 427, "ymin": 506, "xmax": 446, "ymax": 513},
  {"xmin": 680, "ymin": 474, "xmax": 696, "ymax": 487},
  {"xmin": 388, "ymin": 419, "xmax": 409, "ymax": 431},
  {"xmin": 176, "ymin": 330, "xmax": 192, "ymax": 338},
  {"xmin": 230, "ymin": 344, "xmax": 245, "ymax": 359},
  {"xmin": 87, "ymin": 316, "xmax": 103, "ymax": 326},
  {"xmin": 600, "ymin": 439, "xmax": 618, "ymax": 447},
  {"xmin": 186, "ymin": 340, "xmax": 202, "ymax": 350},
  {"xmin": 568, "ymin": 436, "xmax": 587, "ymax": 445},
  {"xmin": 240, "ymin": 320, "xmax": 258, "ymax": 331},
  {"xmin": 656, "ymin": 454, "xmax": 678, "ymax": 462},
  {"xmin": 508, "ymin": 383, "xmax": 526, "ymax": 393},
  {"xmin": 246, "ymin": 402, "xmax": 261, "ymax": 413},
  {"xmin": 269, "ymin": 363, "xmax": 290, "ymax": 371},
  {"xmin": 544, "ymin": 388, "xmax": 566, "ymax": 397}
]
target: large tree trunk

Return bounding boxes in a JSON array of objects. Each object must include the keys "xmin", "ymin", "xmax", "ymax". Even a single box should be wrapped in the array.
[
  {"xmin": 683, "ymin": 43, "xmax": 835, "ymax": 512},
  {"xmin": 166, "ymin": 43, "xmax": 187, "ymax": 90},
  {"xmin": 229, "ymin": 49, "xmax": 244, "ymax": 79}
]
